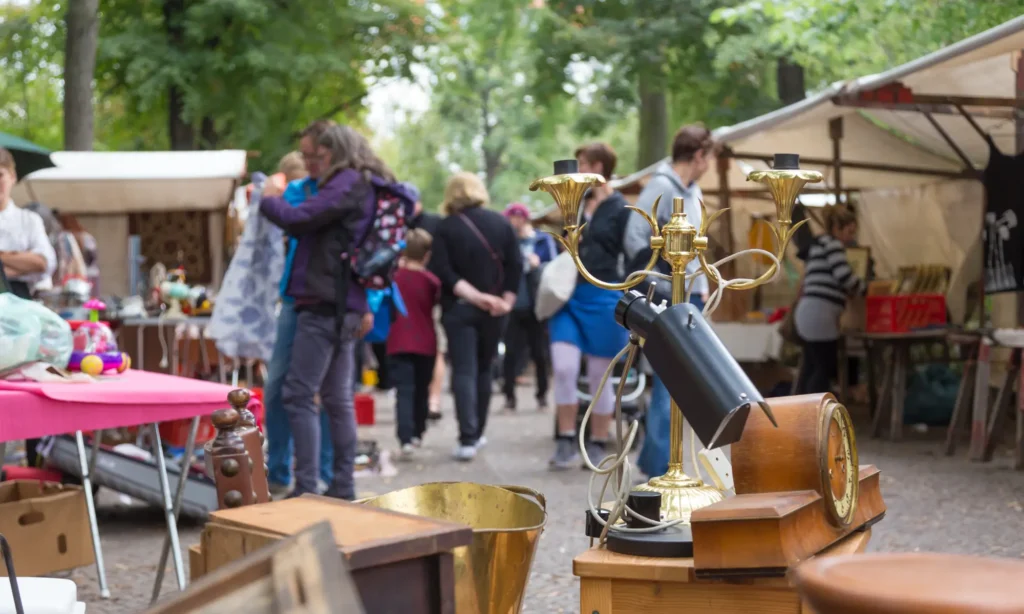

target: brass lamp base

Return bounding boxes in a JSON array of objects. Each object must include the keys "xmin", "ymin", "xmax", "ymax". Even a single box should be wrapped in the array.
[{"xmin": 633, "ymin": 469, "xmax": 725, "ymax": 523}]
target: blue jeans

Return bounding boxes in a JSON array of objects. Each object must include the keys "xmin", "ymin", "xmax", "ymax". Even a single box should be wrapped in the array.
[
  {"xmin": 637, "ymin": 296, "xmax": 705, "ymax": 479},
  {"xmin": 265, "ymin": 301, "xmax": 334, "ymax": 487}
]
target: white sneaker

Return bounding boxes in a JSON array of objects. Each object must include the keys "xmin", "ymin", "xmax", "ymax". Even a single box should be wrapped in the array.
[
  {"xmin": 475, "ymin": 436, "xmax": 488, "ymax": 449},
  {"xmin": 411, "ymin": 437, "xmax": 423, "ymax": 448},
  {"xmin": 399, "ymin": 443, "xmax": 415, "ymax": 461},
  {"xmin": 453, "ymin": 445, "xmax": 477, "ymax": 462}
]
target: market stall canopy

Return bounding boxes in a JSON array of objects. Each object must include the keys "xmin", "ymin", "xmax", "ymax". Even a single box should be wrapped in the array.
[
  {"xmin": 612, "ymin": 15, "xmax": 1024, "ymax": 196},
  {"xmin": 11, "ymin": 150, "xmax": 247, "ymax": 214}
]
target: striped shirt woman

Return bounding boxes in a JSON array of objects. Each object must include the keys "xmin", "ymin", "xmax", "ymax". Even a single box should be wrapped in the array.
[{"xmin": 794, "ymin": 205, "xmax": 864, "ymax": 394}]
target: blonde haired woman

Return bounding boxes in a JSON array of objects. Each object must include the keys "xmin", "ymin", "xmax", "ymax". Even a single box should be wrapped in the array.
[{"xmin": 430, "ymin": 172, "xmax": 522, "ymax": 461}]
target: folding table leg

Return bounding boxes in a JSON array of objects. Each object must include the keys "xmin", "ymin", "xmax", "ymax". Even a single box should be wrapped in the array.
[
  {"xmin": 149, "ymin": 424, "xmax": 187, "ymax": 590},
  {"xmin": 150, "ymin": 416, "xmax": 201, "ymax": 603},
  {"xmin": 74, "ymin": 430, "xmax": 110, "ymax": 599}
]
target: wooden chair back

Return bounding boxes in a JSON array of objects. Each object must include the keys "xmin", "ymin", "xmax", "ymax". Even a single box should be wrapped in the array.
[{"xmin": 205, "ymin": 389, "xmax": 270, "ymax": 510}]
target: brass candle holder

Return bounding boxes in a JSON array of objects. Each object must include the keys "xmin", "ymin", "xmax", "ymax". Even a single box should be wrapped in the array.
[{"xmin": 529, "ymin": 153, "xmax": 822, "ymax": 522}]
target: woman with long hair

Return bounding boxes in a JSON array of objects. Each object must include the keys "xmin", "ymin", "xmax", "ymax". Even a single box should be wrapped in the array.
[
  {"xmin": 430, "ymin": 172, "xmax": 522, "ymax": 461},
  {"xmin": 793, "ymin": 204, "xmax": 865, "ymax": 394},
  {"xmin": 260, "ymin": 125, "xmax": 417, "ymax": 498}
]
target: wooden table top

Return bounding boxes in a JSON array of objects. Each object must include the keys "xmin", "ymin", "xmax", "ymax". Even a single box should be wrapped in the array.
[{"xmin": 573, "ymin": 529, "xmax": 872, "ymax": 587}]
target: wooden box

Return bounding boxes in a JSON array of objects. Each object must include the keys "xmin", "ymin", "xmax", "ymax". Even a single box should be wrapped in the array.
[
  {"xmin": 199, "ymin": 495, "xmax": 472, "ymax": 614},
  {"xmin": 574, "ymin": 529, "xmax": 872, "ymax": 614}
]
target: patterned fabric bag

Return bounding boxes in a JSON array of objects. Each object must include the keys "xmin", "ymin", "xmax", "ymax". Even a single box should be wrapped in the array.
[{"xmin": 208, "ymin": 180, "xmax": 285, "ymax": 362}]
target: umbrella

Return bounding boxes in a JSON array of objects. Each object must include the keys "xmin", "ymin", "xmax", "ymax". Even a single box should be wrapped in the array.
[{"xmin": 0, "ymin": 131, "xmax": 54, "ymax": 178}]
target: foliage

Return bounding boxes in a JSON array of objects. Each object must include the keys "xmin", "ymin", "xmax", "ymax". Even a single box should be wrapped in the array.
[
  {"xmin": 710, "ymin": 0, "xmax": 1024, "ymax": 91},
  {"xmin": 529, "ymin": 0, "xmax": 777, "ymax": 140},
  {"xmin": 0, "ymin": 0, "xmax": 65, "ymax": 148},
  {"xmin": 96, "ymin": 0, "xmax": 428, "ymax": 165}
]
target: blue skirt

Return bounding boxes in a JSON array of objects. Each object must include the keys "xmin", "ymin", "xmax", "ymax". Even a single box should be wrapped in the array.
[{"xmin": 548, "ymin": 282, "xmax": 628, "ymax": 358}]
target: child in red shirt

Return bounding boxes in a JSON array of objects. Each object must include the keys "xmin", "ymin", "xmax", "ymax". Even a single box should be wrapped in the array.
[{"xmin": 387, "ymin": 229, "xmax": 441, "ymax": 458}]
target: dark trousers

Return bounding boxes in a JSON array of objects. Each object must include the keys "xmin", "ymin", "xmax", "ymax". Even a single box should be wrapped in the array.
[
  {"xmin": 796, "ymin": 339, "xmax": 839, "ymax": 395},
  {"xmin": 442, "ymin": 302, "xmax": 507, "ymax": 446},
  {"xmin": 391, "ymin": 353, "xmax": 436, "ymax": 444},
  {"xmin": 281, "ymin": 310, "xmax": 360, "ymax": 499},
  {"xmin": 502, "ymin": 308, "xmax": 549, "ymax": 404},
  {"xmin": 371, "ymin": 342, "xmax": 392, "ymax": 389}
]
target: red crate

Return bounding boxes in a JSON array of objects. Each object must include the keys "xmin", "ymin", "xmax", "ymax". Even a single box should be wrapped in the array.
[
  {"xmin": 355, "ymin": 393, "xmax": 375, "ymax": 426},
  {"xmin": 159, "ymin": 417, "xmax": 218, "ymax": 449},
  {"xmin": 866, "ymin": 294, "xmax": 947, "ymax": 333}
]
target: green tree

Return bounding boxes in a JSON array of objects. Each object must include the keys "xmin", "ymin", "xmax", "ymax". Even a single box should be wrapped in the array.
[
  {"xmin": 710, "ymin": 0, "xmax": 1024, "ymax": 92},
  {"xmin": 0, "ymin": 0, "xmax": 65, "ymax": 149},
  {"xmin": 530, "ymin": 0, "xmax": 776, "ymax": 168},
  {"xmin": 97, "ymin": 0, "xmax": 428, "ymax": 165}
]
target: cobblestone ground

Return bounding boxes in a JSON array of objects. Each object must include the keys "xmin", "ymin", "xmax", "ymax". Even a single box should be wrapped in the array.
[{"xmin": 72, "ymin": 387, "xmax": 1024, "ymax": 613}]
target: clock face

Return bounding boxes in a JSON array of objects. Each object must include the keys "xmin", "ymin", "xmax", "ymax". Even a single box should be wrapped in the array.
[{"xmin": 819, "ymin": 401, "xmax": 859, "ymax": 527}]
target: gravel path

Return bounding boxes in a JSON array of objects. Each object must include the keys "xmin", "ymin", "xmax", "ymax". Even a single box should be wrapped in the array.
[{"xmin": 66, "ymin": 388, "xmax": 1024, "ymax": 612}]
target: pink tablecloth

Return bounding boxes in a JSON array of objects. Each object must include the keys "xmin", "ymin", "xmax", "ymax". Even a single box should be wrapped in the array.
[{"xmin": 0, "ymin": 370, "xmax": 233, "ymax": 441}]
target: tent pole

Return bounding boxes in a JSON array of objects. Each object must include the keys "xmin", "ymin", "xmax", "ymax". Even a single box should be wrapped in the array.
[
  {"xmin": 921, "ymin": 108, "xmax": 976, "ymax": 171},
  {"xmin": 829, "ymin": 117, "xmax": 844, "ymax": 204}
]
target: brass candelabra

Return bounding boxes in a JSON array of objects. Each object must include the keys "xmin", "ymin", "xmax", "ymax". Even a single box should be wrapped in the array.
[{"xmin": 529, "ymin": 153, "xmax": 823, "ymax": 522}]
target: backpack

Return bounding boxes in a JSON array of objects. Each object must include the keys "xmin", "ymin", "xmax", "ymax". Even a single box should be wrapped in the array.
[{"xmin": 350, "ymin": 188, "xmax": 408, "ymax": 290}]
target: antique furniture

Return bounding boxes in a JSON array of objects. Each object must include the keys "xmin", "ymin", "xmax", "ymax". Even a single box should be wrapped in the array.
[
  {"xmin": 793, "ymin": 552, "xmax": 1024, "ymax": 614},
  {"xmin": 148, "ymin": 521, "xmax": 365, "ymax": 614},
  {"xmin": 204, "ymin": 388, "xmax": 270, "ymax": 510},
  {"xmin": 195, "ymin": 495, "xmax": 472, "ymax": 614},
  {"xmin": 574, "ymin": 529, "xmax": 871, "ymax": 614},
  {"xmin": 691, "ymin": 393, "xmax": 885, "ymax": 575}
]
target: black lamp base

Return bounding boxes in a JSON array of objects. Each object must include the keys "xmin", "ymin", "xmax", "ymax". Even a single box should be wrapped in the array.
[{"xmin": 605, "ymin": 524, "xmax": 694, "ymax": 558}]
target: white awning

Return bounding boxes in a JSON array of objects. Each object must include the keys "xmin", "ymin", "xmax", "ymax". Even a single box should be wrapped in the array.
[
  {"xmin": 613, "ymin": 15, "xmax": 1024, "ymax": 194},
  {"xmin": 12, "ymin": 150, "xmax": 247, "ymax": 214}
]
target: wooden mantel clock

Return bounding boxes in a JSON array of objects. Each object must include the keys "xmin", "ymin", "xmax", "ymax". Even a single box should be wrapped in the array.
[{"xmin": 691, "ymin": 393, "xmax": 886, "ymax": 577}]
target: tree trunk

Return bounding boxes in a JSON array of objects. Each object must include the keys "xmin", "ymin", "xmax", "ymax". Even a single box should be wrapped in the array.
[
  {"xmin": 637, "ymin": 73, "xmax": 668, "ymax": 169},
  {"xmin": 165, "ymin": 0, "xmax": 195, "ymax": 150},
  {"xmin": 776, "ymin": 58, "xmax": 806, "ymax": 106},
  {"xmin": 64, "ymin": 0, "xmax": 100, "ymax": 151}
]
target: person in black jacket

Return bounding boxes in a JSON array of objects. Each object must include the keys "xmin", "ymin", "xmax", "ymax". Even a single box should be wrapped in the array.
[
  {"xmin": 430, "ymin": 172, "xmax": 522, "ymax": 461},
  {"xmin": 548, "ymin": 142, "xmax": 632, "ymax": 470}
]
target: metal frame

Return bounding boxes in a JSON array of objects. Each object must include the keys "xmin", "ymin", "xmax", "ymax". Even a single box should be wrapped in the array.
[{"xmin": 67, "ymin": 415, "xmax": 201, "ymax": 600}]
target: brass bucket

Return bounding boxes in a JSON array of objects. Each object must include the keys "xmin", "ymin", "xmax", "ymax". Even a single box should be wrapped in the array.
[{"xmin": 359, "ymin": 482, "xmax": 546, "ymax": 614}]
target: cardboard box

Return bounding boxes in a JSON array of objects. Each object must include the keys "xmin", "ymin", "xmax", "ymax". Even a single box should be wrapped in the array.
[{"xmin": 0, "ymin": 481, "xmax": 94, "ymax": 577}]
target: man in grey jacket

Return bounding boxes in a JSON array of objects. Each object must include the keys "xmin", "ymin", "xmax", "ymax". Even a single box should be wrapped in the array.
[{"xmin": 626, "ymin": 124, "xmax": 716, "ymax": 480}]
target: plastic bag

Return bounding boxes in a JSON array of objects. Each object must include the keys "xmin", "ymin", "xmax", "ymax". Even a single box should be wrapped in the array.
[{"xmin": 0, "ymin": 294, "xmax": 73, "ymax": 372}]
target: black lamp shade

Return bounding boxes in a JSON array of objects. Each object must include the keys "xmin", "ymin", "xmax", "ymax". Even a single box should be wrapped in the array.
[{"xmin": 616, "ymin": 291, "xmax": 770, "ymax": 448}]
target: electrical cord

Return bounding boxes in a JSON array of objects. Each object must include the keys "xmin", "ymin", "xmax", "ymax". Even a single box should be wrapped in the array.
[{"xmin": 579, "ymin": 246, "xmax": 782, "ymax": 545}]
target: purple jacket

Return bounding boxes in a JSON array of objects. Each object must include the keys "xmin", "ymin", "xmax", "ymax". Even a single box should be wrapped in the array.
[{"xmin": 260, "ymin": 168, "xmax": 416, "ymax": 313}]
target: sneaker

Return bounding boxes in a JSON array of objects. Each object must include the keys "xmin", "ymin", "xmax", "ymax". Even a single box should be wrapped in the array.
[
  {"xmin": 504, "ymin": 398, "xmax": 516, "ymax": 412},
  {"xmin": 428, "ymin": 410, "xmax": 443, "ymax": 421},
  {"xmin": 268, "ymin": 481, "xmax": 291, "ymax": 499},
  {"xmin": 411, "ymin": 437, "xmax": 423, "ymax": 448},
  {"xmin": 453, "ymin": 445, "xmax": 477, "ymax": 462},
  {"xmin": 475, "ymin": 435, "xmax": 488, "ymax": 448},
  {"xmin": 398, "ymin": 443, "xmax": 415, "ymax": 461},
  {"xmin": 536, "ymin": 396, "xmax": 548, "ymax": 412},
  {"xmin": 548, "ymin": 438, "xmax": 580, "ymax": 471}
]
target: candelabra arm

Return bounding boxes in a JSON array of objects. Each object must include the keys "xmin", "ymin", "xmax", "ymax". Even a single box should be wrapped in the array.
[
  {"xmin": 695, "ymin": 216, "xmax": 809, "ymax": 291},
  {"xmin": 547, "ymin": 196, "xmax": 665, "ymax": 292}
]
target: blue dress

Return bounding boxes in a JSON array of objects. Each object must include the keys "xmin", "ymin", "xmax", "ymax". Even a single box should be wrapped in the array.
[{"xmin": 548, "ymin": 280, "xmax": 627, "ymax": 358}]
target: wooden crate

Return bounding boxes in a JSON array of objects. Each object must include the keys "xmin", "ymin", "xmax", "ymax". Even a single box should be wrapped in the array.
[
  {"xmin": 200, "ymin": 495, "xmax": 472, "ymax": 614},
  {"xmin": 148, "ymin": 521, "xmax": 362, "ymax": 613}
]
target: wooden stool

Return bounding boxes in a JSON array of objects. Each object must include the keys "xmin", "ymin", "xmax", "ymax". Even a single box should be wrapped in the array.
[{"xmin": 793, "ymin": 553, "xmax": 1024, "ymax": 614}]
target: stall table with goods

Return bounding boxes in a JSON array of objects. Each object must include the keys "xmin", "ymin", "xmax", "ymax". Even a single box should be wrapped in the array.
[{"xmin": 0, "ymin": 370, "xmax": 233, "ymax": 599}]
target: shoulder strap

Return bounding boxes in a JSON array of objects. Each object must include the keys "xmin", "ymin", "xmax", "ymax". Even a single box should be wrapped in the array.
[{"xmin": 458, "ymin": 212, "xmax": 504, "ymax": 293}]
